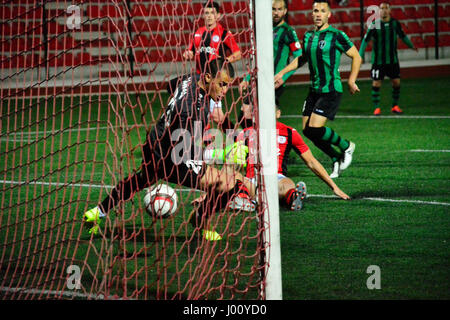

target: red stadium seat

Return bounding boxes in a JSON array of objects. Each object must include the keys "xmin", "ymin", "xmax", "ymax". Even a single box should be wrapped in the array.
[
  {"xmin": 47, "ymin": 21, "xmax": 66, "ymax": 34},
  {"xmin": 0, "ymin": 6, "xmax": 11, "ymax": 19},
  {"xmin": 11, "ymin": 5, "xmax": 27, "ymax": 18},
  {"xmin": 345, "ymin": 26, "xmax": 361, "ymax": 38},
  {"xmin": 148, "ymin": 4, "xmax": 162, "ymax": 17},
  {"xmin": 404, "ymin": 7, "xmax": 418, "ymax": 19},
  {"xmin": 159, "ymin": 18, "xmax": 182, "ymax": 32},
  {"xmin": 438, "ymin": 5, "xmax": 450, "ymax": 18},
  {"xmin": 339, "ymin": 10, "xmax": 360, "ymax": 23},
  {"xmin": 289, "ymin": 0, "xmax": 309, "ymax": 11},
  {"xmin": 234, "ymin": 1, "xmax": 249, "ymax": 13},
  {"xmin": 24, "ymin": 7, "xmax": 43, "ymax": 20},
  {"xmin": 417, "ymin": 6, "xmax": 434, "ymax": 19},
  {"xmin": 59, "ymin": 53, "xmax": 77, "ymax": 67},
  {"xmin": 441, "ymin": 34, "xmax": 450, "ymax": 46},
  {"xmin": 134, "ymin": 49, "xmax": 149, "ymax": 64},
  {"xmin": 390, "ymin": 8, "xmax": 407, "ymax": 20},
  {"xmin": 148, "ymin": 34, "xmax": 164, "ymax": 47},
  {"xmin": 338, "ymin": 11, "xmax": 351, "ymax": 23},
  {"xmin": 406, "ymin": 21, "xmax": 420, "ymax": 34},
  {"xmin": 133, "ymin": 34, "xmax": 149, "ymax": 48},
  {"xmin": 438, "ymin": 20, "xmax": 450, "ymax": 32},
  {"xmin": 222, "ymin": 2, "xmax": 234, "ymax": 14},
  {"xmin": 86, "ymin": 5, "xmax": 102, "ymax": 19},
  {"xmin": 347, "ymin": 0, "xmax": 361, "ymax": 8},
  {"xmin": 164, "ymin": 31, "xmax": 188, "ymax": 47},
  {"xmin": 26, "ymin": 21, "xmax": 44, "ymax": 35},
  {"xmin": 77, "ymin": 52, "xmax": 94, "ymax": 65},
  {"xmin": 131, "ymin": 4, "xmax": 149, "ymax": 17},
  {"xmin": 162, "ymin": 48, "xmax": 182, "ymax": 62},
  {"xmin": 411, "ymin": 35, "xmax": 425, "ymax": 48},
  {"xmin": 7, "ymin": 38, "xmax": 28, "ymax": 52},
  {"xmin": 290, "ymin": 12, "xmax": 309, "ymax": 25},
  {"xmin": 102, "ymin": 4, "xmax": 123, "ymax": 18},
  {"xmin": 424, "ymin": 35, "xmax": 435, "ymax": 47},
  {"xmin": 421, "ymin": 20, "xmax": 435, "ymax": 33},
  {"xmin": 101, "ymin": 20, "xmax": 126, "ymax": 33},
  {"xmin": 49, "ymin": 36, "xmax": 79, "ymax": 51},
  {"xmin": 295, "ymin": 27, "xmax": 309, "ymax": 38},
  {"xmin": 8, "ymin": 22, "xmax": 27, "ymax": 36}
]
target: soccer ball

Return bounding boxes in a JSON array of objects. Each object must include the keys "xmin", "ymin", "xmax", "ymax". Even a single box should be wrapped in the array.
[{"xmin": 143, "ymin": 184, "xmax": 178, "ymax": 218}]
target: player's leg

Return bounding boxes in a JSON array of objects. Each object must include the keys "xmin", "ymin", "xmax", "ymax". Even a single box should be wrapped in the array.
[
  {"xmin": 371, "ymin": 64, "xmax": 383, "ymax": 115},
  {"xmin": 391, "ymin": 78, "xmax": 402, "ymax": 114},
  {"xmin": 278, "ymin": 176, "xmax": 307, "ymax": 211},
  {"xmin": 303, "ymin": 114, "xmax": 343, "ymax": 177},
  {"xmin": 372, "ymin": 80, "xmax": 382, "ymax": 115},
  {"xmin": 301, "ymin": 92, "xmax": 342, "ymax": 162},
  {"xmin": 83, "ymin": 139, "xmax": 157, "ymax": 234},
  {"xmin": 190, "ymin": 165, "xmax": 253, "ymax": 240},
  {"xmin": 303, "ymin": 93, "xmax": 355, "ymax": 175}
]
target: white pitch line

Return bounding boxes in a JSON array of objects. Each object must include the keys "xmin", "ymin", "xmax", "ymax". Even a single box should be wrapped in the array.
[
  {"xmin": 0, "ymin": 179, "xmax": 109, "ymax": 190},
  {"xmin": 1, "ymin": 179, "xmax": 449, "ymax": 206},
  {"xmin": 280, "ymin": 115, "xmax": 450, "ymax": 119},
  {"xmin": 0, "ymin": 124, "xmax": 147, "ymax": 140},
  {"xmin": 410, "ymin": 149, "xmax": 450, "ymax": 153},
  {"xmin": 308, "ymin": 194, "xmax": 450, "ymax": 206},
  {"xmin": 0, "ymin": 286, "xmax": 123, "ymax": 300}
]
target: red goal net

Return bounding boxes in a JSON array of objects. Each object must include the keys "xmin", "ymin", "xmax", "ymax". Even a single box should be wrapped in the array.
[{"xmin": 0, "ymin": 0, "xmax": 272, "ymax": 300}]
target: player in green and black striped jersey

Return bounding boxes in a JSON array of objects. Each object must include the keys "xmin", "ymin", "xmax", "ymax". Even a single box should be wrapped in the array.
[
  {"xmin": 359, "ymin": 2, "xmax": 418, "ymax": 115},
  {"xmin": 275, "ymin": 0, "xmax": 362, "ymax": 178},
  {"xmin": 240, "ymin": 0, "xmax": 302, "ymax": 105}
]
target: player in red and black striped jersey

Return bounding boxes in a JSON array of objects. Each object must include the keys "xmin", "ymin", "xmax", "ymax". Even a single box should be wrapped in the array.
[
  {"xmin": 239, "ymin": 104, "xmax": 350, "ymax": 210},
  {"xmin": 179, "ymin": 1, "xmax": 242, "ymax": 138},
  {"xmin": 183, "ymin": 1, "xmax": 241, "ymax": 74},
  {"xmin": 203, "ymin": 102, "xmax": 350, "ymax": 211}
]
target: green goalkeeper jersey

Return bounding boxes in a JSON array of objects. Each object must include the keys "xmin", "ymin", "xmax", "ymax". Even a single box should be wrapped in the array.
[
  {"xmin": 303, "ymin": 25, "xmax": 354, "ymax": 94},
  {"xmin": 359, "ymin": 18, "xmax": 414, "ymax": 65}
]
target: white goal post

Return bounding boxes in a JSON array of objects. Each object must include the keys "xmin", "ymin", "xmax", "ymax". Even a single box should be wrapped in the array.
[{"xmin": 254, "ymin": 0, "xmax": 283, "ymax": 300}]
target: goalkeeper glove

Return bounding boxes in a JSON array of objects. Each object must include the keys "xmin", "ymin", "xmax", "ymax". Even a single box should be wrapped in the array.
[
  {"xmin": 206, "ymin": 142, "xmax": 248, "ymax": 166},
  {"xmin": 224, "ymin": 141, "xmax": 248, "ymax": 166}
]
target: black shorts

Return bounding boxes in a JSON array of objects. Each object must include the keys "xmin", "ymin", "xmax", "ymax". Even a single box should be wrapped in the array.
[
  {"xmin": 371, "ymin": 63, "xmax": 401, "ymax": 81},
  {"xmin": 141, "ymin": 136, "xmax": 206, "ymax": 189},
  {"xmin": 302, "ymin": 89, "xmax": 342, "ymax": 121}
]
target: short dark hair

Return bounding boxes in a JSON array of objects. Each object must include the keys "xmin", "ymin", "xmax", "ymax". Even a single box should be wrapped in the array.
[
  {"xmin": 313, "ymin": 0, "xmax": 331, "ymax": 7},
  {"xmin": 205, "ymin": 58, "xmax": 235, "ymax": 79},
  {"xmin": 273, "ymin": 0, "xmax": 288, "ymax": 8},
  {"xmin": 204, "ymin": 1, "xmax": 220, "ymax": 13}
]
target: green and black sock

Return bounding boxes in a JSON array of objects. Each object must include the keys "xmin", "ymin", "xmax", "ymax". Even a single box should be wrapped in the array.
[
  {"xmin": 392, "ymin": 86, "xmax": 400, "ymax": 107},
  {"xmin": 303, "ymin": 126, "xmax": 344, "ymax": 163},
  {"xmin": 372, "ymin": 86, "xmax": 381, "ymax": 109},
  {"xmin": 322, "ymin": 127, "xmax": 350, "ymax": 152}
]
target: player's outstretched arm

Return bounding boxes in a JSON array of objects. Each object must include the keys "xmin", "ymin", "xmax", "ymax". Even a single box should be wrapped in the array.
[
  {"xmin": 345, "ymin": 46, "xmax": 362, "ymax": 95},
  {"xmin": 300, "ymin": 150, "xmax": 351, "ymax": 200},
  {"xmin": 274, "ymin": 54, "xmax": 308, "ymax": 85}
]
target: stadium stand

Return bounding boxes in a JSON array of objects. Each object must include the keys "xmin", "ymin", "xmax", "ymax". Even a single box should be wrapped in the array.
[{"xmin": 0, "ymin": 0, "xmax": 449, "ymax": 84}]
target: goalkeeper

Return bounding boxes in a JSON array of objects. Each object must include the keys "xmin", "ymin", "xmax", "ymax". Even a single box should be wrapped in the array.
[
  {"xmin": 204, "ymin": 101, "xmax": 350, "ymax": 210},
  {"xmin": 83, "ymin": 59, "xmax": 253, "ymax": 241}
]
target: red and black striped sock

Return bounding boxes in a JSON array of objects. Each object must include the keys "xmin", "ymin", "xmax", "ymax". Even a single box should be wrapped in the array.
[{"xmin": 284, "ymin": 188, "xmax": 296, "ymax": 208}]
